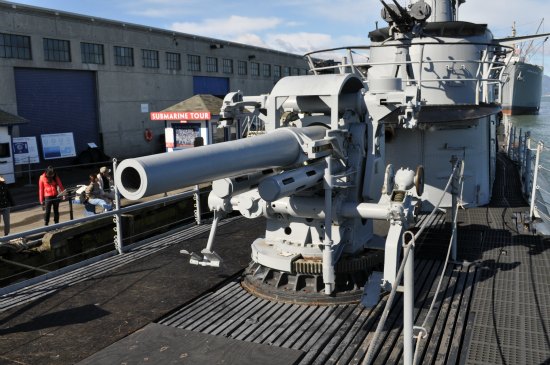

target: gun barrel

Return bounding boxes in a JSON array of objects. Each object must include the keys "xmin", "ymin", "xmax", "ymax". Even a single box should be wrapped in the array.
[{"xmin": 115, "ymin": 126, "xmax": 327, "ymax": 200}]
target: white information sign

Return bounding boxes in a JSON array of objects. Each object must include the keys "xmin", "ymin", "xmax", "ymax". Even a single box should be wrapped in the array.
[
  {"xmin": 12, "ymin": 136, "xmax": 40, "ymax": 165},
  {"xmin": 40, "ymin": 133, "xmax": 77, "ymax": 160}
]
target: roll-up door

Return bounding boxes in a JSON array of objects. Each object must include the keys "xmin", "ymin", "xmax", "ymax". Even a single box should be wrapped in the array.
[
  {"xmin": 193, "ymin": 76, "xmax": 229, "ymax": 98},
  {"xmin": 14, "ymin": 68, "xmax": 99, "ymax": 162}
]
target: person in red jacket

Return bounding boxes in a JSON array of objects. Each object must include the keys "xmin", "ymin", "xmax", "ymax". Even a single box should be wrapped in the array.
[{"xmin": 38, "ymin": 166, "xmax": 65, "ymax": 225}]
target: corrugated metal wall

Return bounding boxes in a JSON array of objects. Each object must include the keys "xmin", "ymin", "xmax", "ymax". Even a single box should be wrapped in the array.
[
  {"xmin": 193, "ymin": 76, "xmax": 229, "ymax": 98},
  {"xmin": 14, "ymin": 68, "xmax": 99, "ymax": 163}
]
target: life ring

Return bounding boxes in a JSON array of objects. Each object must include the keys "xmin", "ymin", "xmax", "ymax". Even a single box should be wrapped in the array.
[{"xmin": 144, "ymin": 128, "xmax": 153, "ymax": 142}]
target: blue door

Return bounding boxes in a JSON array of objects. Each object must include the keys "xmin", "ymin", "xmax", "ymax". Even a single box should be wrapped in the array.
[
  {"xmin": 14, "ymin": 68, "xmax": 99, "ymax": 162},
  {"xmin": 193, "ymin": 76, "xmax": 229, "ymax": 98}
]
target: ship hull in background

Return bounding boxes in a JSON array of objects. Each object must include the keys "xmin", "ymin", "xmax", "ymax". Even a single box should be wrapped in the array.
[{"xmin": 502, "ymin": 61, "xmax": 543, "ymax": 115}]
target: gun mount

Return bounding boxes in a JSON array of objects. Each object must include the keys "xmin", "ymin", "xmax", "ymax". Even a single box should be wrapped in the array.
[{"xmin": 116, "ymin": 74, "xmax": 424, "ymax": 304}]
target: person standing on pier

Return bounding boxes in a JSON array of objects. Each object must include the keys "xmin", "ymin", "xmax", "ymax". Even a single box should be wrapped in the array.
[
  {"xmin": 39, "ymin": 166, "xmax": 65, "ymax": 225},
  {"xmin": 0, "ymin": 175, "xmax": 15, "ymax": 235}
]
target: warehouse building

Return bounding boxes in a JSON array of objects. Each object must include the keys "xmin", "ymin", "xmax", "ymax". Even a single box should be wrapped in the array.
[{"xmin": 0, "ymin": 1, "xmax": 309, "ymax": 164}]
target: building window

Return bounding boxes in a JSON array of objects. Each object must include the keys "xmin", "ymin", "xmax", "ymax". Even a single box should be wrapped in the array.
[
  {"xmin": 81, "ymin": 42, "xmax": 104, "ymax": 64},
  {"xmin": 251, "ymin": 62, "xmax": 260, "ymax": 76},
  {"xmin": 188, "ymin": 54, "xmax": 201, "ymax": 71},
  {"xmin": 142, "ymin": 49, "xmax": 159, "ymax": 68},
  {"xmin": 273, "ymin": 65, "xmax": 281, "ymax": 79},
  {"xmin": 0, "ymin": 33, "xmax": 31, "ymax": 60},
  {"xmin": 283, "ymin": 66, "xmax": 291, "ymax": 77},
  {"xmin": 293, "ymin": 67, "xmax": 300, "ymax": 75},
  {"xmin": 237, "ymin": 60, "xmax": 247, "ymax": 75},
  {"xmin": 114, "ymin": 46, "xmax": 134, "ymax": 66},
  {"xmin": 263, "ymin": 64, "xmax": 271, "ymax": 77},
  {"xmin": 43, "ymin": 38, "xmax": 71, "ymax": 62},
  {"xmin": 223, "ymin": 58, "xmax": 233, "ymax": 74},
  {"xmin": 166, "ymin": 52, "xmax": 181, "ymax": 70},
  {"xmin": 206, "ymin": 57, "xmax": 218, "ymax": 72}
]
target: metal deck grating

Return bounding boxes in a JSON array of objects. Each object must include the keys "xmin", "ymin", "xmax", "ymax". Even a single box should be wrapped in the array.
[
  {"xmin": 153, "ymin": 154, "xmax": 549, "ymax": 365},
  {"xmin": 157, "ymin": 259, "xmax": 478, "ymax": 364},
  {"xmin": 460, "ymin": 154, "xmax": 550, "ymax": 365}
]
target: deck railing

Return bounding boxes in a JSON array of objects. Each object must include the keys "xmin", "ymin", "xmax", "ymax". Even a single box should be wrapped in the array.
[
  {"xmin": 505, "ymin": 124, "xmax": 550, "ymax": 229},
  {"xmin": 304, "ymin": 43, "xmax": 513, "ymax": 105},
  {"xmin": 0, "ymin": 161, "xmax": 205, "ymax": 292}
]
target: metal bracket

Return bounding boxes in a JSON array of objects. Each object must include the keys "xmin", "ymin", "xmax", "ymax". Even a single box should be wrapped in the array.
[
  {"xmin": 180, "ymin": 210, "xmax": 223, "ymax": 268},
  {"xmin": 180, "ymin": 248, "xmax": 223, "ymax": 267}
]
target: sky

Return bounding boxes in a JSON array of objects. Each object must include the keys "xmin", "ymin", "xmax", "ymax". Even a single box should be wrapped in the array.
[{"xmin": 5, "ymin": 0, "xmax": 550, "ymax": 73}]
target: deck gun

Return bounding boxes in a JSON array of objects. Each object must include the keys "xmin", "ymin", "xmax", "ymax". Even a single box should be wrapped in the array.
[{"xmin": 115, "ymin": 74, "xmax": 424, "ymax": 302}]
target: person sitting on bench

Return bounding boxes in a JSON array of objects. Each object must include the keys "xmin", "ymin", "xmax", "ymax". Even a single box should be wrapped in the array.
[{"xmin": 85, "ymin": 174, "xmax": 112, "ymax": 213}]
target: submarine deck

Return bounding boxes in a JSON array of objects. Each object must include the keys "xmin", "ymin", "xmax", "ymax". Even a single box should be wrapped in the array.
[{"xmin": 0, "ymin": 153, "xmax": 548, "ymax": 365}]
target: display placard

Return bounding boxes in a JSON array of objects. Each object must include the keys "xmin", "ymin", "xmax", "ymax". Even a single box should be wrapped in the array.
[
  {"xmin": 12, "ymin": 136, "xmax": 40, "ymax": 165},
  {"xmin": 40, "ymin": 133, "xmax": 76, "ymax": 160}
]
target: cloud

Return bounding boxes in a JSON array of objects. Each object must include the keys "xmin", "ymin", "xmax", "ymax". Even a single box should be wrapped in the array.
[
  {"xmin": 171, "ymin": 15, "xmax": 282, "ymax": 38},
  {"xmin": 233, "ymin": 34, "xmax": 268, "ymax": 48},
  {"xmin": 265, "ymin": 32, "xmax": 332, "ymax": 54},
  {"xmin": 336, "ymin": 35, "xmax": 368, "ymax": 47},
  {"xmin": 130, "ymin": 8, "xmax": 187, "ymax": 18},
  {"xmin": 262, "ymin": 33, "xmax": 369, "ymax": 55},
  {"xmin": 278, "ymin": 0, "xmax": 371, "ymax": 24},
  {"xmin": 124, "ymin": 0, "xmax": 195, "ymax": 18},
  {"xmin": 170, "ymin": 16, "xmax": 366, "ymax": 56}
]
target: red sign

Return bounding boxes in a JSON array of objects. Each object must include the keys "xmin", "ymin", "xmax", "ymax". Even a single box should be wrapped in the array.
[{"xmin": 150, "ymin": 111, "xmax": 211, "ymax": 121}]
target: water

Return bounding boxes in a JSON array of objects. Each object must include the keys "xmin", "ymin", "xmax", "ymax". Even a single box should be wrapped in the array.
[{"xmin": 506, "ymin": 96, "xmax": 550, "ymax": 166}]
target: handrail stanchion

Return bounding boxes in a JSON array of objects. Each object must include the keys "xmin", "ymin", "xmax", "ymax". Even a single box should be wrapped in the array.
[
  {"xmin": 403, "ymin": 233, "xmax": 415, "ymax": 365},
  {"xmin": 512, "ymin": 127, "xmax": 518, "ymax": 161},
  {"xmin": 529, "ymin": 142, "xmax": 543, "ymax": 219},
  {"xmin": 506, "ymin": 125, "xmax": 514, "ymax": 159},
  {"xmin": 112, "ymin": 158, "xmax": 124, "ymax": 254},
  {"xmin": 525, "ymin": 146, "xmax": 532, "ymax": 197},
  {"xmin": 512, "ymin": 126, "xmax": 517, "ymax": 160},
  {"xmin": 363, "ymin": 239, "xmax": 414, "ymax": 365},
  {"xmin": 523, "ymin": 131, "xmax": 529, "ymax": 173},
  {"xmin": 194, "ymin": 185, "xmax": 201, "ymax": 225},
  {"xmin": 322, "ymin": 152, "xmax": 335, "ymax": 295},
  {"xmin": 517, "ymin": 128, "xmax": 523, "ymax": 166},
  {"xmin": 524, "ymin": 132, "xmax": 532, "ymax": 196}
]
